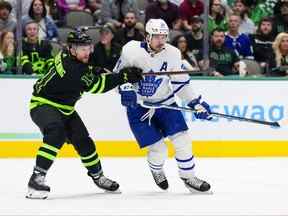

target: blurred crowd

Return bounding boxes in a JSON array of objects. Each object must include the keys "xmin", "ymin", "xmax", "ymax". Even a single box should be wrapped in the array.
[{"xmin": 1, "ymin": 0, "xmax": 288, "ymax": 77}]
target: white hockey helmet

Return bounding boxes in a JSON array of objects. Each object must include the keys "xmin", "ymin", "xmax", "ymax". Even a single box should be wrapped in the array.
[{"xmin": 145, "ymin": 18, "xmax": 169, "ymax": 38}]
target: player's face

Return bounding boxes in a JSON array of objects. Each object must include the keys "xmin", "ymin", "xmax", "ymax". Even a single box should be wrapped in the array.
[
  {"xmin": 71, "ymin": 45, "xmax": 93, "ymax": 63},
  {"xmin": 149, "ymin": 34, "xmax": 167, "ymax": 52}
]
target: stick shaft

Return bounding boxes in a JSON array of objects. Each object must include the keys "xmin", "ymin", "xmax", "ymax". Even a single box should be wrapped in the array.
[
  {"xmin": 144, "ymin": 69, "xmax": 209, "ymax": 76},
  {"xmin": 143, "ymin": 102, "xmax": 280, "ymax": 127},
  {"xmin": 210, "ymin": 112, "xmax": 280, "ymax": 127}
]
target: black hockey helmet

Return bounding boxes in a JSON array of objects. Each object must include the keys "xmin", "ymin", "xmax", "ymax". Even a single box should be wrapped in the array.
[{"xmin": 67, "ymin": 27, "xmax": 92, "ymax": 45}]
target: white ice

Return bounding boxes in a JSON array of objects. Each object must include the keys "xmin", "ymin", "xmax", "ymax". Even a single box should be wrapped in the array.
[{"xmin": 1, "ymin": 157, "xmax": 288, "ymax": 216}]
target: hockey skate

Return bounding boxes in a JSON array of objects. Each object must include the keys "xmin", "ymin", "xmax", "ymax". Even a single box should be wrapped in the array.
[
  {"xmin": 26, "ymin": 172, "xmax": 50, "ymax": 199},
  {"xmin": 150, "ymin": 169, "xmax": 169, "ymax": 190},
  {"xmin": 181, "ymin": 176, "xmax": 211, "ymax": 193},
  {"xmin": 88, "ymin": 172, "xmax": 120, "ymax": 193}
]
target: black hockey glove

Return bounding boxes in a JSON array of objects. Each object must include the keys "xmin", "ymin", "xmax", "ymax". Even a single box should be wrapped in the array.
[{"xmin": 119, "ymin": 67, "xmax": 143, "ymax": 83}]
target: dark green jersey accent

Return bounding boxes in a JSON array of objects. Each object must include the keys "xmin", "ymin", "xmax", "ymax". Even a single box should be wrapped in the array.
[{"xmin": 31, "ymin": 51, "xmax": 124, "ymax": 114}]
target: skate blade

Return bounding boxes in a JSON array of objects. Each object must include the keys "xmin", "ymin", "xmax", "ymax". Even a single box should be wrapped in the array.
[
  {"xmin": 104, "ymin": 188, "xmax": 122, "ymax": 194},
  {"xmin": 185, "ymin": 185, "xmax": 213, "ymax": 195},
  {"xmin": 26, "ymin": 188, "xmax": 49, "ymax": 199}
]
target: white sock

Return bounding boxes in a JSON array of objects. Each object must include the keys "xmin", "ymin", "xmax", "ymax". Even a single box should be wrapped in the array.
[
  {"xmin": 169, "ymin": 131, "xmax": 195, "ymax": 178},
  {"xmin": 147, "ymin": 139, "xmax": 167, "ymax": 172}
]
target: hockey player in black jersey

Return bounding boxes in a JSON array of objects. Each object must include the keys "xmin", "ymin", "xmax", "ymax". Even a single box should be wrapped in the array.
[{"xmin": 26, "ymin": 28, "xmax": 143, "ymax": 199}]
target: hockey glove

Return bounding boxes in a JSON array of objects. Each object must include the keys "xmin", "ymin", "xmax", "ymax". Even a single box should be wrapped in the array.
[
  {"xmin": 119, "ymin": 67, "xmax": 143, "ymax": 83},
  {"xmin": 188, "ymin": 96, "xmax": 212, "ymax": 120},
  {"xmin": 119, "ymin": 83, "xmax": 138, "ymax": 108}
]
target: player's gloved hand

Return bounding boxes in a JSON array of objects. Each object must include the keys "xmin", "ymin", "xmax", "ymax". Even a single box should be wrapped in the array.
[
  {"xmin": 188, "ymin": 96, "xmax": 212, "ymax": 120},
  {"xmin": 119, "ymin": 67, "xmax": 143, "ymax": 83},
  {"xmin": 119, "ymin": 83, "xmax": 138, "ymax": 108}
]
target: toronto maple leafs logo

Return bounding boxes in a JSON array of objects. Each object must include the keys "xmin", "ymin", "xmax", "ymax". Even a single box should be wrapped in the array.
[{"xmin": 138, "ymin": 75, "xmax": 163, "ymax": 97}]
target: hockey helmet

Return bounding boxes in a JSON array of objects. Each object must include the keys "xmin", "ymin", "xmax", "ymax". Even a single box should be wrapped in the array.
[
  {"xmin": 67, "ymin": 28, "xmax": 92, "ymax": 45},
  {"xmin": 145, "ymin": 19, "xmax": 169, "ymax": 36}
]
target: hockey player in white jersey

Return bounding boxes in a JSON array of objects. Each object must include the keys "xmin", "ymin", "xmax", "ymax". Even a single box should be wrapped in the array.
[{"xmin": 114, "ymin": 19, "xmax": 211, "ymax": 192}]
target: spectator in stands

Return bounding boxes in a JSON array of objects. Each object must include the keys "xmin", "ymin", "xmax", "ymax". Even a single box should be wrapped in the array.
[
  {"xmin": 22, "ymin": 0, "xmax": 58, "ymax": 41},
  {"xmin": 145, "ymin": 0, "xmax": 180, "ymax": 29},
  {"xmin": 209, "ymin": 28, "xmax": 239, "ymax": 76},
  {"xmin": 56, "ymin": 0, "xmax": 86, "ymax": 17},
  {"xmin": 232, "ymin": 0, "xmax": 255, "ymax": 34},
  {"xmin": 249, "ymin": 17, "xmax": 274, "ymax": 71},
  {"xmin": 90, "ymin": 24, "xmax": 121, "ymax": 71},
  {"xmin": 208, "ymin": 0, "xmax": 228, "ymax": 33},
  {"xmin": 0, "ymin": 1, "xmax": 16, "ymax": 33},
  {"xmin": 268, "ymin": 32, "xmax": 288, "ymax": 76},
  {"xmin": 114, "ymin": 11, "xmax": 144, "ymax": 47},
  {"xmin": 179, "ymin": 0, "xmax": 204, "ymax": 31},
  {"xmin": 168, "ymin": 18, "xmax": 184, "ymax": 42},
  {"xmin": 85, "ymin": 0, "xmax": 102, "ymax": 22},
  {"xmin": 272, "ymin": 0, "xmax": 288, "ymax": 38},
  {"xmin": 100, "ymin": 0, "xmax": 139, "ymax": 28},
  {"xmin": 0, "ymin": 30, "xmax": 16, "ymax": 74},
  {"xmin": 172, "ymin": 34, "xmax": 202, "ymax": 75},
  {"xmin": 6, "ymin": 0, "xmax": 32, "ymax": 18},
  {"xmin": 248, "ymin": 0, "xmax": 277, "ymax": 26},
  {"xmin": 21, "ymin": 21, "xmax": 53, "ymax": 75},
  {"xmin": 185, "ymin": 15, "xmax": 203, "ymax": 61},
  {"xmin": 224, "ymin": 14, "xmax": 253, "ymax": 59}
]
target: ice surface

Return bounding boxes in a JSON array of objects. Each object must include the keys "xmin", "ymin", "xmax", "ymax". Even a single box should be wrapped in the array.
[{"xmin": 1, "ymin": 157, "xmax": 288, "ymax": 216}]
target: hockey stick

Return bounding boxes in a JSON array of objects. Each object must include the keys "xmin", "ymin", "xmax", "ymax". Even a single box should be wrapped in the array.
[
  {"xmin": 143, "ymin": 68, "xmax": 214, "ymax": 76},
  {"xmin": 139, "ymin": 101, "xmax": 280, "ymax": 128}
]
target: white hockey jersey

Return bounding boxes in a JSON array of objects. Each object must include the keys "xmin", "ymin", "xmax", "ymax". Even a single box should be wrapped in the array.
[{"xmin": 113, "ymin": 41, "xmax": 198, "ymax": 105}]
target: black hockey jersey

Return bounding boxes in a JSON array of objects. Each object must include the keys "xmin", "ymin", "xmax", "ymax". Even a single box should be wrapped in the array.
[{"xmin": 30, "ymin": 51, "xmax": 124, "ymax": 115}]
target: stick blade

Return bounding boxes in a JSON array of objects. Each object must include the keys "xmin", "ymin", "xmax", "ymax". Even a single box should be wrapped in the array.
[{"xmin": 271, "ymin": 121, "xmax": 281, "ymax": 128}]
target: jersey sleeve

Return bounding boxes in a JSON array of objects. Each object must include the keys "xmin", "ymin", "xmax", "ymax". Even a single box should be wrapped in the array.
[
  {"xmin": 85, "ymin": 67, "xmax": 123, "ymax": 94},
  {"xmin": 169, "ymin": 48, "xmax": 198, "ymax": 103},
  {"xmin": 113, "ymin": 46, "xmax": 131, "ymax": 73}
]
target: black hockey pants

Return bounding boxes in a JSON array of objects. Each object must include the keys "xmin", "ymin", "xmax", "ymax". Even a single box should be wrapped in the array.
[{"xmin": 30, "ymin": 105, "xmax": 102, "ymax": 174}]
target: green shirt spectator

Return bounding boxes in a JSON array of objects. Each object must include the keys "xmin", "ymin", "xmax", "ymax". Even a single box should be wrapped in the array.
[
  {"xmin": 208, "ymin": 0, "xmax": 228, "ymax": 33},
  {"xmin": 249, "ymin": 0, "xmax": 277, "ymax": 26},
  {"xmin": 0, "ymin": 31, "xmax": 16, "ymax": 74}
]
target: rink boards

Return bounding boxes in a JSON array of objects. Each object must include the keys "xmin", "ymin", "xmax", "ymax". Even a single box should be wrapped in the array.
[{"xmin": 1, "ymin": 77, "xmax": 288, "ymax": 157}]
